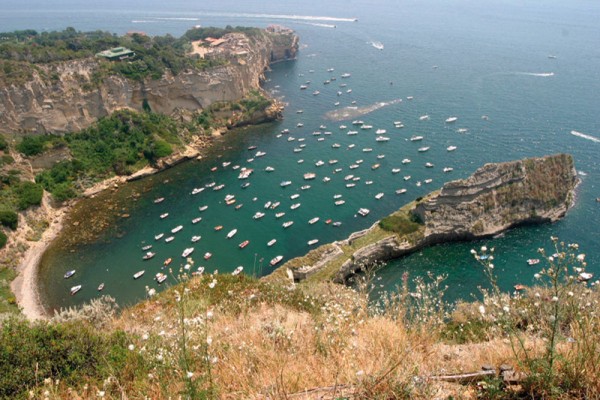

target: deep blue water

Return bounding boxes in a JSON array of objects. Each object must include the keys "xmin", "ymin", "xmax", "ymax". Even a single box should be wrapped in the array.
[{"xmin": 3, "ymin": 0, "xmax": 599, "ymax": 311}]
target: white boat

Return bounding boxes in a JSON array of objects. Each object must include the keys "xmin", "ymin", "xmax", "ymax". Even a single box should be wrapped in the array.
[
  {"xmin": 323, "ymin": 177, "xmax": 331, "ymax": 182},
  {"xmin": 392, "ymin": 168, "xmax": 401, "ymax": 174},
  {"xmin": 293, "ymin": 148, "xmax": 302, "ymax": 153},
  {"xmin": 362, "ymin": 148, "xmax": 373, "ymax": 152},
  {"xmin": 290, "ymin": 193, "xmax": 300, "ymax": 200},
  {"xmin": 270, "ymin": 201, "xmax": 280, "ymax": 209},
  {"xmin": 301, "ymin": 185, "xmax": 311, "ymax": 190},
  {"xmin": 224, "ymin": 194, "xmax": 235, "ymax": 202},
  {"xmin": 365, "ymin": 180, "xmax": 373, "ymax": 185},
  {"xmin": 160, "ymin": 213, "xmax": 169, "ymax": 219},
  {"xmin": 375, "ymin": 193, "xmax": 384, "ymax": 200},
  {"xmin": 425, "ymin": 162, "xmax": 434, "ymax": 168},
  {"xmin": 143, "ymin": 251, "xmax": 155, "ymax": 260},
  {"xmin": 171, "ymin": 225, "xmax": 183, "ymax": 234},
  {"xmin": 348, "ymin": 144, "xmax": 356, "ymax": 149},
  {"xmin": 335, "ymin": 200, "xmax": 346, "ymax": 206},
  {"xmin": 349, "ymin": 164, "xmax": 359, "ymax": 169},
  {"xmin": 308, "ymin": 217, "xmax": 320, "ymax": 224},
  {"xmin": 213, "ymin": 184, "xmax": 225, "ymax": 191},
  {"xmin": 424, "ymin": 179, "xmax": 433, "ymax": 184},
  {"xmin": 155, "ymin": 233, "xmax": 164, "ymax": 241},
  {"xmin": 402, "ymin": 158, "xmax": 411, "ymax": 164},
  {"xmin": 418, "ymin": 146, "xmax": 430, "ymax": 152},
  {"xmin": 267, "ymin": 239, "xmax": 277, "ymax": 247},
  {"xmin": 315, "ymin": 160, "xmax": 325, "ymax": 167},
  {"xmin": 361, "ymin": 125, "xmax": 373, "ymax": 130},
  {"xmin": 253, "ymin": 212, "xmax": 265, "ymax": 219},
  {"xmin": 376, "ymin": 129, "xmax": 387, "ymax": 134},
  {"xmin": 290, "ymin": 203, "xmax": 301, "ymax": 210},
  {"xmin": 334, "ymin": 194, "xmax": 343, "ymax": 199},
  {"xmin": 182, "ymin": 247, "xmax": 195, "ymax": 258},
  {"xmin": 377, "ymin": 154, "xmax": 386, "ymax": 159},
  {"xmin": 191, "ymin": 235, "xmax": 201, "ymax": 242},
  {"xmin": 347, "ymin": 130, "xmax": 358, "ymax": 135},
  {"xmin": 445, "ymin": 116, "xmax": 458, "ymax": 123},
  {"xmin": 328, "ymin": 159, "xmax": 339, "ymax": 164},
  {"xmin": 375, "ymin": 136, "xmax": 390, "ymax": 142},
  {"xmin": 300, "ymin": 85, "xmax": 308, "ymax": 90},
  {"xmin": 238, "ymin": 168, "xmax": 253, "ymax": 179},
  {"xmin": 312, "ymin": 91, "xmax": 320, "ymax": 96},
  {"xmin": 70, "ymin": 285, "xmax": 82, "ymax": 295},
  {"xmin": 297, "ymin": 123, "xmax": 304, "ymax": 127},
  {"xmin": 447, "ymin": 145, "xmax": 457, "ymax": 151},
  {"xmin": 270, "ymin": 255, "xmax": 284, "ymax": 266},
  {"xmin": 154, "ymin": 197, "xmax": 165, "ymax": 204},
  {"xmin": 346, "ymin": 183, "xmax": 356, "ymax": 188},
  {"xmin": 155, "ymin": 273, "xmax": 167, "ymax": 284},
  {"xmin": 308, "ymin": 239, "xmax": 319, "ymax": 246},
  {"xmin": 456, "ymin": 128, "xmax": 469, "ymax": 133},
  {"xmin": 358, "ymin": 208, "xmax": 370, "ymax": 217},
  {"xmin": 419, "ymin": 115, "xmax": 430, "ymax": 121},
  {"xmin": 396, "ymin": 188, "xmax": 407, "ymax": 194},
  {"xmin": 97, "ymin": 283, "xmax": 105, "ymax": 291},
  {"xmin": 204, "ymin": 252, "xmax": 212, "ymax": 260},
  {"xmin": 191, "ymin": 217, "xmax": 202, "ymax": 224},
  {"xmin": 199, "ymin": 205, "xmax": 208, "ymax": 212},
  {"xmin": 404, "ymin": 176, "xmax": 411, "ymax": 181},
  {"xmin": 275, "ymin": 212, "xmax": 286, "ymax": 218},
  {"xmin": 578, "ymin": 272, "xmax": 593, "ymax": 282},
  {"xmin": 64, "ymin": 270, "xmax": 76, "ymax": 279},
  {"xmin": 410, "ymin": 136, "xmax": 423, "ymax": 141},
  {"xmin": 133, "ymin": 270, "xmax": 145, "ymax": 279},
  {"xmin": 341, "ymin": 73, "xmax": 351, "ymax": 78},
  {"xmin": 226, "ymin": 229, "xmax": 238, "ymax": 239},
  {"xmin": 191, "ymin": 187, "xmax": 205, "ymax": 195},
  {"xmin": 280, "ymin": 181, "xmax": 292, "ymax": 187},
  {"xmin": 371, "ymin": 163, "xmax": 380, "ymax": 170},
  {"xmin": 304, "ymin": 172, "xmax": 316, "ymax": 180},
  {"xmin": 264, "ymin": 201, "xmax": 272, "ymax": 209},
  {"xmin": 443, "ymin": 167, "xmax": 454, "ymax": 173},
  {"xmin": 165, "ymin": 236, "xmax": 175, "ymax": 243},
  {"xmin": 282, "ymin": 221, "xmax": 294, "ymax": 228},
  {"xmin": 332, "ymin": 143, "xmax": 341, "ymax": 148}
]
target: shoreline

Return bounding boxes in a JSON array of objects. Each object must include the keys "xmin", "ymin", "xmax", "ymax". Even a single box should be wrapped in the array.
[{"xmin": 10, "ymin": 197, "xmax": 69, "ymax": 320}]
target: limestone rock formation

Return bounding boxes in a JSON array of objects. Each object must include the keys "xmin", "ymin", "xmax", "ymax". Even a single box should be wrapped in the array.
[{"xmin": 0, "ymin": 30, "xmax": 298, "ymax": 135}]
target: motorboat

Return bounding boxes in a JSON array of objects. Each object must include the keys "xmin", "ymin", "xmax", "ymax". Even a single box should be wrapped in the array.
[
  {"xmin": 280, "ymin": 181, "xmax": 292, "ymax": 187},
  {"xmin": 375, "ymin": 193, "xmax": 384, "ymax": 200},
  {"xmin": 160, "ymin": 213, "xmax": 169, "ymax": 219},
  {"xmin": 253, "ymin": 212, "xmax": 265, "ymax": 219},
  {"xmin": 396, "ymin": 188, "xmax": 407, "ymax": 194},
  {"xmin": 182, "ymin": 247, "xmax": 194, "ymax": 258},
  {"xmin": 226, "ymin": 229, "xmax": 238, "ymax": 239},
  {"xmin": 267, "ymin": 239, "xmax": 277, "ymax": 247},
  {"xmin": 171, "ymin": 225, "xmax": 183, "ymax": 234},
  {"xmin": 204, "ymin": 252, "xmax": 212, "ymax": 260},
  {"xmin": 155, "ymin": 233, "xmax": 164, "ymax": 241},
  {"xmin": 270, "ymin": 255, "xmax": 284, "ymax": 266},
  {"xmin": 155, "ymin": 273, "xmax": 167, "ymax": 284},
  {"xmin": 425, "ymin": 162, "xmax": 434, "ymax": 168},
  {"xmin": 358, "ymin": 208, "xmax": 370, "ymax": 217},
  {"xmin": 199, "ymin": 205, "xmax": 208, "ymax": 212},
  {"xmin": 410, "ymin": 136, "xmax": 423, "ymax": 141},
  {"xmin": 402, "ymin": 159, "xmax": 411, "ymax": 164},
  {"xmin": 64, "ymin": 270, "xmax": 76, "ymax": 279},
  {"xmin": 154, "ymin": 197, "xmax": 165, "ymax": 204},
  {"xmin": 308, "ymin": 217, "xmax": 320, "ymax": 224},
  {"xmin": 445, "ymin": 117, "xmax": 458, "ymax": 123},
  {"xmin": 97, "ymin": 283, "xmax": 105, "ymax": 291},
  {"xmin": 282, "ymin": 221, "xmax": 294, "ymax": 228},
  {"xmin": 239, "ymin": 240, "xmax": 250, "ymax": 249},
  {"xmin": 290, "ymin": 203, "xmax": 301, "ymax": 210},
  {"xmin": 143, "ymin": 252, "xmax": 155, "ymax": 260},
  {"xmin": 191, "ymin": 236, "xmax": 201, "ymax": 242},
  {"xmin": 418, "ymin": 146, "xmax": 430, "ymax": 152},
  {"xmin": 133, "ymin": 270, "xmax": 145, "ymax": 279},
  {"xmin": 142, "ymin": 245, "xmax": 153, "ymax": 251},
  {"xmin": 238, "ymin": 168, "xmax": 253, "ymax": 179},
  {"xmin": 70, "ymin": 285, "xmax": 82, "ymax": 295},
  {"xmin": 304, "ymin": 172, "xmax": 316, "ymax": 180},
  {"xmin": 308, "ymin": 239, "xmax": 319, "ymax": 246},
  {"xmin": 443, "ymin": 167, "xmax": 454, "ymax": 173},
  {"xmin": 192, "ymin": 217, "xmax": 202, "ymax": 224},
  {"xmin": 165, "ymin": 236, "xmax": 175, "ymax": 243},
  {"xmin": 447, "ymin": 145, "xmax": 457, "ymax": 151}
]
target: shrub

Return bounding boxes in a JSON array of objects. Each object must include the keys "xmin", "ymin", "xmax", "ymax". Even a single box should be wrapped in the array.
[
  {"xmin": 51, "ymin": 182, "xmax": 77, "ymax": 202},
  {"xmin": 0, "ymin": 135, "xmax": 8, "ymax": 151},
  {"xmin": 0, "ymin": 210, "xmax": 18, "ymax": 230},
  {"xmin": 379, "ymin": 214, "xmax": 421, "ymax": 235},
  {"xmin": 0, "ymin": 318, "xmax": 133, "ymax": 399},
  {"xmin": 0, "ymin": 231, "xmax": 6, "ymax": 249},
  {"xmin": 14, "ymin": 181, "xmax": 43, "ymax": 210},
  {"xmin": 16, "ymin": 135, "xmax": 46, "ymax": 156}
]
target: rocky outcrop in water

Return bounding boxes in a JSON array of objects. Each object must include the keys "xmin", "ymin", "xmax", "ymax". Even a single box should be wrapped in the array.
[
  {"xmin": 282, "ymin": 154, "xmax": 578, "ymax": 283},
  {"xmin": 0, "ymin": 30, "xmax": 298, "ymax": 134}
]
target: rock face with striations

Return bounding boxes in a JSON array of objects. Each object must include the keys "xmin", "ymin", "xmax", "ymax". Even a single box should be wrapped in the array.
[
  {"xmin": 0, "ymin": 30, "xmax": 298, "ymax": 134},
  {"xmin": 413, "ymin": 153, "xmax": 577, "ymax": 242}
]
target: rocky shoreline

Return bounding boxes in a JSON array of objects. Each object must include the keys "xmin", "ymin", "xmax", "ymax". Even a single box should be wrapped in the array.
[{"xmin": 279, "ymin": 154, "xmax": 578, "ymax": 284}]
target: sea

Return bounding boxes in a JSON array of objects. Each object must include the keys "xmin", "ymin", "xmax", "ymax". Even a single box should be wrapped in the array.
[{"xmin": 2, "ymin": 0, "xmax": 599, "ymax": 312}]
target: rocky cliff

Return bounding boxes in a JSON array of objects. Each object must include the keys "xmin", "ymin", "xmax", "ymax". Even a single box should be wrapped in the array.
[
  {"xmin": 0, "ymin": 30, "xmax": 298, "ymax": 134},
  {"xmin": 275, "ymin": 154, "xmax": 578, "ymax": 284}
]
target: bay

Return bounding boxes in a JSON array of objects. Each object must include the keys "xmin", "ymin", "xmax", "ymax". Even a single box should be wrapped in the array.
[{"xmin": 5, "ymin": 0, "xmax": 598, "ymax": 311}]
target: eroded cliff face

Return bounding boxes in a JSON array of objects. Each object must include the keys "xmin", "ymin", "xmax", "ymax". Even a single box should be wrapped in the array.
[
  {"xmin": 0, "ymin": 30, "xmax": 298, "ymax": 134},
  {"xmin": 413, "ymin": 154, "xmax": 577, "ymax": 241}
]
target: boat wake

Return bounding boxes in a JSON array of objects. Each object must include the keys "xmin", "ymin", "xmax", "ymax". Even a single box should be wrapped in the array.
[
  {"xmin": 369, "ymin": 41, "xmax": 384, "ymax": 50},
  {"xmin": 516, "ymin": 72, "xmax": 555, "ymax": 77},
  {"xmin": 300, "ymin": 22, "xmax": 337, "ymax": 28},
  {"xmin": 325, "ymin": 99, "xmax": 403, "ymax": 121},
  {"xmin": 571, "ymin": 130, "xmax": 600, "ymax": 143},
  {"xmin": 194, "ymin": 11, "xmax": 357, "ymax": 23},
  {"xmin": 152, "ymin": 17, "xmax": 200, "ymax": 21}
]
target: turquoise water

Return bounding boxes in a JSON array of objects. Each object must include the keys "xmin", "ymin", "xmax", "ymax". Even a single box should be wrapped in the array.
[{"xmin": 5, "ymin": 0, "xmax": 599, "ymax": 311}]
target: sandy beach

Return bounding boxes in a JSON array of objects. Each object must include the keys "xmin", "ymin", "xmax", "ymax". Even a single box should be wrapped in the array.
[{"xmin": 10, "ymin": 199, "xmax": 68, "ymax": 320}]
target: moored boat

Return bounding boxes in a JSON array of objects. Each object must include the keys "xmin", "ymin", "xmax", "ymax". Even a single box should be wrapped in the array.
[
  {"xmin": 204, "ymin": 252, "xmax": 212, "ymax": 260},
  {"xmin": 133, "ymin": 270, "xmax": 145, "ymax": 279},
  {"xmin": 70, "ymin": 285, "xmax": 82, "ymax": 295},
  {"xmin": 267, "ymin": 239, "xmax": 277, "ymax": 247},
  {"xmin": 64, "ymin": 270, "xmax": 76, "ymax": 279},
  {"xmin": 282, "ymin": 221, "xmax": 294, "ymax": 228},
  {"xmin": 155, "ymin": 233, "xmax": 164, "ymax": 241},
  {"xmin": 308, "ymin": 239, "xmax": 319, "ymax": 246},
  {"xmin": 445, "ymin": 116, "xmax": 458, "ymax": 123},
  {"xmin": 154, "ymin": 197, "xmax": 165, "ymax": 204},
  {"xmin": 270, "ymin": 255, "xmax": 284, "ymax": 266},
  {"xmin": 308, "ymin": 217, "xmax": 320, "ymax": 224},
  {"xmin": 97, "ymin": 283, "xmax": 104, "ymax": 291},
  {"xmin": 358, "ymin": 208, "xmax": 370, "ymax": 217},
  {"xmin": 182, "ymin": 247, "xmax": 194, "ymax": 258},
  {"xmin": 226, "ymin": 229, "xmax": 238, "ymax": 239},
  {"xmin": 191, "ymin": 235, "xmax": 201, "ymax": 242},
  {"xmin": 143, "ymin": 251, "xmax": 155, "ymax": 260},
  {"xmin": 171, "ymin": 225, "xmax": 183, "ymax": 234},
  {"xmin": 239, "ymin": 240, "xmax": 250, "ymax": 249}
]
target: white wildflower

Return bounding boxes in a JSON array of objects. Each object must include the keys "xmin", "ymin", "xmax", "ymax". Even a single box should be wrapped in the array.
[
  {"xmin": 206, "ymin": 310, "xmax": 214, "ymax": 319},
  {"xmin": 478, "ymin": 305, "xmax": 486, "ymax": 315},
  {"xmin": 551, "ymin": 296, "xmax": 559, "ymax": 302},
  {"xmin": 187, "ymin": 371, "xmax": 194, "ymax": 379},
  {"xmin": 503, "ymin": 306, "xmax": 510, "ymax": 313},
  {"xmin": 209, "ymin": 279, "xmax": 217, "ymax": 289},
  {"xmin": 142, "ymin": 333, "xmax": 149, "ymax": 340},
  {"xmin": 568, "ymin": 291, "xmax": 574, "ymax": 297},
  {"xmin": 577, "ymin": 254, "xmax": 586, "ymax": 262},
  {"xmin": 356, "ymin": 370, "xmax": 365, "ymax": 376},
  {"xmin": 128, "ymin": 344, "xmax": 135, "ymax": 351},
  {"xmin": 206, "ymin": 336, "xmax": 213, "ymax": 346},
  {"xmin": 97, "ymin": 391, "xmax": 105, "ymax": 398}
]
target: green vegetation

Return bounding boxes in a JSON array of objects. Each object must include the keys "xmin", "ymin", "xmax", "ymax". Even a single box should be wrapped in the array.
[
  {"xmin": 0, "ymin": 26, "xmax": 256, "ymax": 85},
  {"xmin": 0, "ymin": 318, "xmax": 135, "ymax": 399},
  {"xmin": 0, "ymin": 210, "xmax": 18, "ymax": 230},
  {"xmin": 379, "ymin": 212, "xmax": 422, "ymax": 235},
  {"xmin": 0, "ymin": 231, "xmax": 6, "ymax": 249}
]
